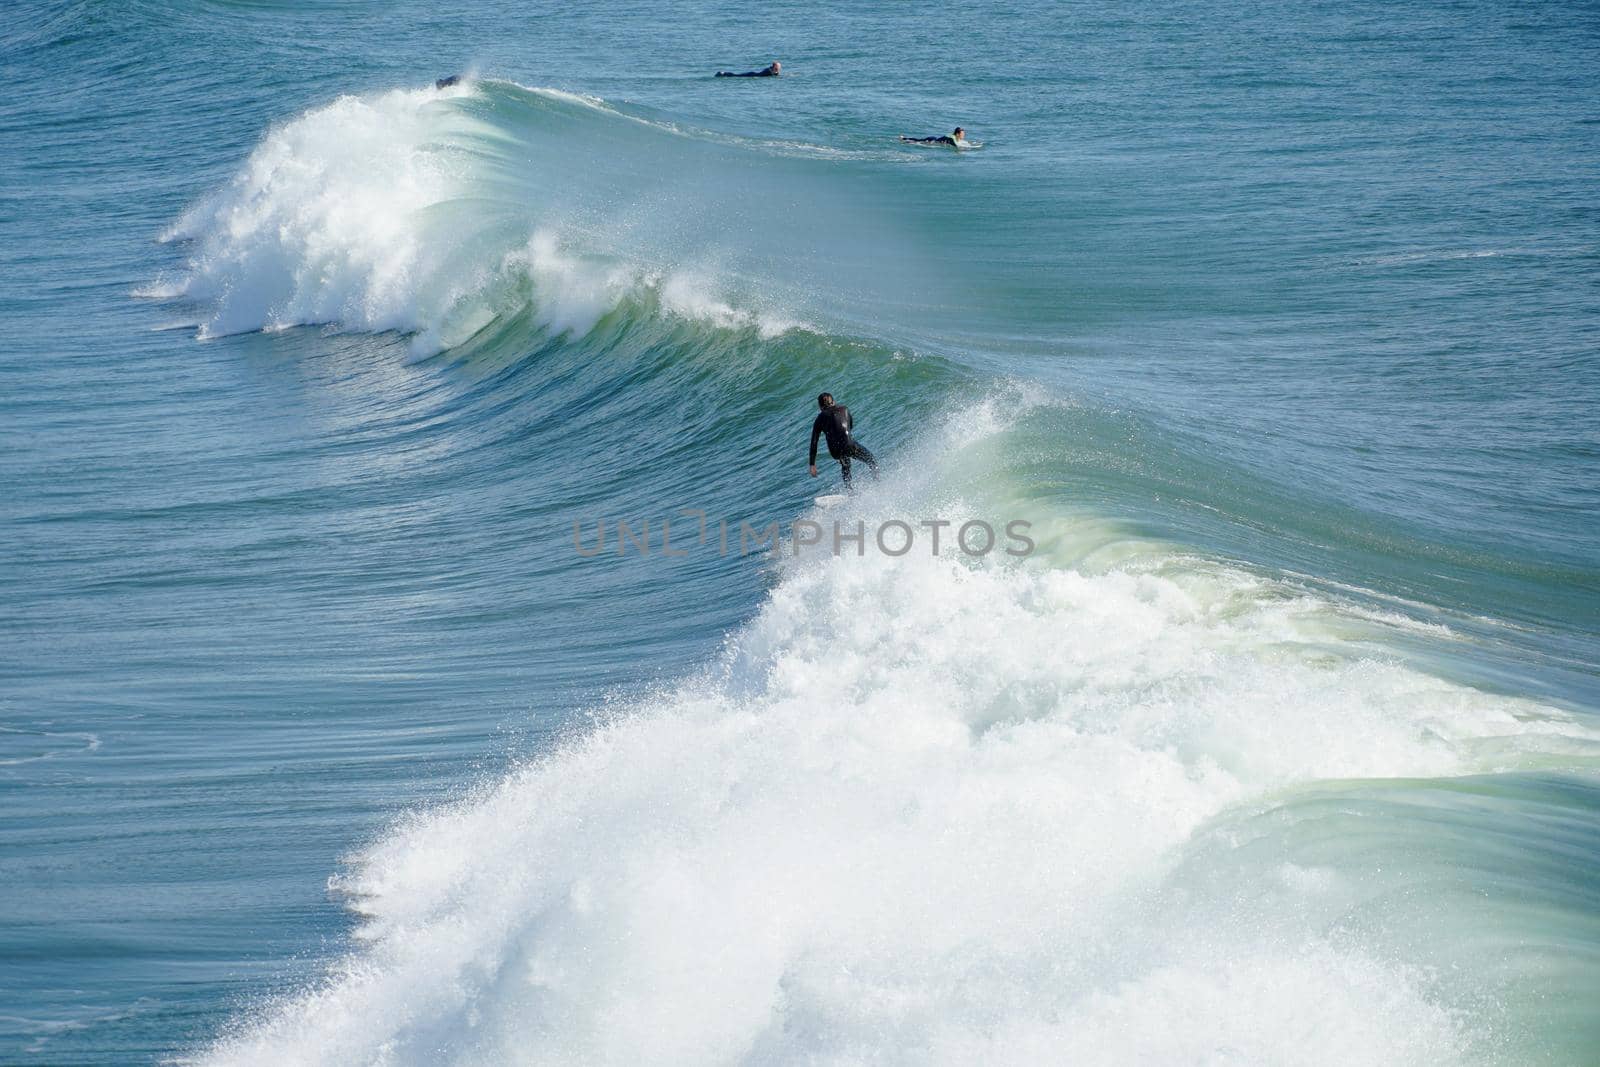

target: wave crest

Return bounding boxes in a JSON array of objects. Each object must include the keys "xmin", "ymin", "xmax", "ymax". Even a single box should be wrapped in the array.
[{"xmin": 150, "ymin": 82, "xmax": 840, "ymax": 351}]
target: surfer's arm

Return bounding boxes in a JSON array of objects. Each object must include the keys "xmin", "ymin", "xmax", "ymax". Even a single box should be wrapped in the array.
[{"xmin": 809, "ymin": 416, "xmax": 824, "ymax": 466}]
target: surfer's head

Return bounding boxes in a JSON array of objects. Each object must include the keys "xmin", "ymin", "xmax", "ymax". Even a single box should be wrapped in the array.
[
  {"xmin": 953, "ymin": 127, "xmax": 965, "ymax": 139},
  {"xmin": 770, "ymin": 61, "xmax": 781, "ymax": 73},
  {"xmin": 818, "ymin": 393, "xmax": 834, "ymax": 409}
]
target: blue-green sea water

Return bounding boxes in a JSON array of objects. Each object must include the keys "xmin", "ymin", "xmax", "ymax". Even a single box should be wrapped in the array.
[{"xmin": 4, "ymin": 1, "xmax": 1600, "ymax": 1062}]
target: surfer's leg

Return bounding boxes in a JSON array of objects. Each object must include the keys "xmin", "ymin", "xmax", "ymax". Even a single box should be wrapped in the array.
[
  {"xmin": 848, "ymin": 442, "xmax": 879, "ymax": 478},
  {"xmin": 839, "ymin": 454, "xmax": 853, "ymax": 489}
]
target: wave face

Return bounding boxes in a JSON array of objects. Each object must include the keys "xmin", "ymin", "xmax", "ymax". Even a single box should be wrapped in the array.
[{"xmin": 142, "ymin": 74, "xmax": 1600, "ymax": 1067}]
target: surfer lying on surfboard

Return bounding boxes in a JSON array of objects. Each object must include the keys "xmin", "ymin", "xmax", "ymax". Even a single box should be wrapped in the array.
[
  {"xmin": 716, "ymin": 61, "xmax": 780, "ymax": 77},
  {"xmin": 808, "ymin": 392, "xmax": 879, "ymax": 489},
  {"xmin": 901, "ymin": 126, "xmax": 969, "ymax": 148}
]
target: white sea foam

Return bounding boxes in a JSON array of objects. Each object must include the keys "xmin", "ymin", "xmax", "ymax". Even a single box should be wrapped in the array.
[
  {"xmin": 193, "ymin": 407, "xmax": 1592, "ymax": 1066},
  {"xmin": 162, "ymin": 88, "xmax": 469, "ymax": 341},
  {"xmin": 511, "ymin": 232, "xmax": 804, "ymax": 340}
]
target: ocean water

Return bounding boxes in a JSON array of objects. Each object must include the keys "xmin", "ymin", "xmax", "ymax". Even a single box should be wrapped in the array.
[{"xmin": 3, "ymin": 0, "xmax": 1599, "ymax": 1062}]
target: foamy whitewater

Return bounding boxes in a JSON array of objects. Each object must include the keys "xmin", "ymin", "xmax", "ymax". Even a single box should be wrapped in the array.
[
  {"xmin": 6, "ymin": 3, "xmax": 1599, "ymax": 1063},
  {"xmin": 199, "ymin": 508, "xmax": 1592, "ymax": 1065},
  {"xmin": 180, "ymin": 386, "xmax": 1596, "ymax": 1064}
]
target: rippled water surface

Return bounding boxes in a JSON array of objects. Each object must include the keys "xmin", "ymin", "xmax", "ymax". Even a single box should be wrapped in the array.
[{"xmin": 3, "ymin": 1, "xmax": 1599, "ymax": 1062}]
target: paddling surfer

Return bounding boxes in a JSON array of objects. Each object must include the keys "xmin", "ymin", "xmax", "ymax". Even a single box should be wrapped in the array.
[
  {"xmin": 716, "ymin": 61, "xmax": 781, "ymax": 78},
  {"xmin": 901, "ymin": 126, "xmax": 968, "ymax": 147}
]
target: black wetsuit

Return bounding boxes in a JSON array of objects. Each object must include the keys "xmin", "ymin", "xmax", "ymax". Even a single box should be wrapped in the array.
[
  {"xmin": 716, "ymin": 67, "xmax": 780, "ymax": 77},
  {"xmin": 809, "ymin": 404, "xmax": 878, "ymax": 487},
  {"xmin": 902, "ymin": 134, "xmax": 960, "ymax": 146}
]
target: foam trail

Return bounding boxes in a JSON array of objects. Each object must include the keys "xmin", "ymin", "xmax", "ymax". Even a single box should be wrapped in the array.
[{"xmin": 193, "ymin": 412, "xmax": 1595, "ymax": 1065}]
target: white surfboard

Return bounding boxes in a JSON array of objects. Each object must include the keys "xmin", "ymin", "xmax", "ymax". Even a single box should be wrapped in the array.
[{"xmin": 814, "ymin": 494, "xmax": 849, "ymax": 508}]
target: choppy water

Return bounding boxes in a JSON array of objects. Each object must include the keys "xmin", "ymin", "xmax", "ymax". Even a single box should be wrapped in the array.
[{"xmin": 3, "ymin": 1, "xmax": 1599, "ymax": 1063}]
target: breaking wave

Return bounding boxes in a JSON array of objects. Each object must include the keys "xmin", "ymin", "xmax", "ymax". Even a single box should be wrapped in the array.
[{"xmin": 151, "ymin": 83, "xmax": 1600, "ymax": 1067}]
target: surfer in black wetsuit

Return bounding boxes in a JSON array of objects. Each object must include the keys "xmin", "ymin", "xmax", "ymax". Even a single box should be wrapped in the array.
[
  {"xmin": 901, "ymin": 126, "xmax": 968, "ymax": 147},
  {"xmin": 716, "ymin": 61, "xmax": 781, "ymax": 78},
  {"xmin": 808, "ymin": 393, "xmax": 879, "ymax": 489}
]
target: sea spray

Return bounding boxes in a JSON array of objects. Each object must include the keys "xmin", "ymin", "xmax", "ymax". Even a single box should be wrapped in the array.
[{"xmin": 196, "ymin": 473, "xmax": 1594, "ymax": 1066}]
